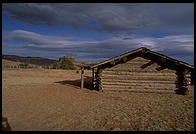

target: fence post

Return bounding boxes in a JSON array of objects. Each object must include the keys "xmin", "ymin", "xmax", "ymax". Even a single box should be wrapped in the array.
[{"xmin": 81, "ymin": 66, "xmax": 84, "ymax": 89}]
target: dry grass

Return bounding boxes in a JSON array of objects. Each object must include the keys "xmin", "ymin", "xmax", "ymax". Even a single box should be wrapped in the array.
[
  {"xmin": 2, "ymin": 69, "xmax": 194, "ymax": 131},
  {"xmin": 2, "ymin": 59, "xmax": 37, "ymax": 67}
]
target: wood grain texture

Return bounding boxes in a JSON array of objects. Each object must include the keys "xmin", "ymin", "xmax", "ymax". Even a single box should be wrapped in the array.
[{"xmin": 93, "ymin": 56, "xmax": 192, "ymax": 94}]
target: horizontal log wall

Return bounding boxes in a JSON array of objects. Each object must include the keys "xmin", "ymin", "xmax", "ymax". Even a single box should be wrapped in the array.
[
  {"xmin": 105, "ymin": 57, "xmax": 176, "ymax": 73},
  {"xmin": 102, "ymin": 75, "xmax": 177, "ymax": 81},
  {"xmin": 103, "ymin": 88, "xmax": 175, "ymax": 94},
  {"xmin": 100, "ymin": 57, "xmax": 178, "ymax": 93},
  {"xmin": 102, "ymin": 71, "xmax": 177, "ymax": 76}
]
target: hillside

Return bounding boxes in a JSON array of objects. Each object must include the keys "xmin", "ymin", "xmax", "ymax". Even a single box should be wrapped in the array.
[
  {"xmin": 2, "ymin": 55, "xmax": 95, "ymax": 69},
  {"xmin": 2, "ymin": 59, "xmax": 39, "ymax": 68},
  {"xmin": 2, "ymin": 55, "xmax": 57, "ymax": 66}
]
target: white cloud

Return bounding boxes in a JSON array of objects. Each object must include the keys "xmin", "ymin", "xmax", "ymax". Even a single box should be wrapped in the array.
[{"xmin": 3, "ymin": 30, "xmax": 194, "ymax": 64}]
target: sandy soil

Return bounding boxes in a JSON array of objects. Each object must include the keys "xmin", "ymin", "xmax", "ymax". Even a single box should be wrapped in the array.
[
  {"xmin": 2, "ymin": 59, "xmax": 38, "ymax": 67},
  {"xmin": 2, "ymin": 69, "xmax": 194, "ymax": 131}
]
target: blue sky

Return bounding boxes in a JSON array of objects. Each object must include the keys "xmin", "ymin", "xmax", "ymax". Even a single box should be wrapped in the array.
[{"xmin": 2, "ymin": 3, "xmax": 194, "ymax": 65}]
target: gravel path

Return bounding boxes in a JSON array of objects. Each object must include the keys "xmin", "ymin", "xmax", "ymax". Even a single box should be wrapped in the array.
[{"xmin": 2, "ymin": 69, "xmax": 194, "ymax": 131}]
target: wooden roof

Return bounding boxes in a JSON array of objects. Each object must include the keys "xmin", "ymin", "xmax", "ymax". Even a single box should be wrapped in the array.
[{"xmin": 91, "ymin": 47, "xmax": 194, "ymax": 71}]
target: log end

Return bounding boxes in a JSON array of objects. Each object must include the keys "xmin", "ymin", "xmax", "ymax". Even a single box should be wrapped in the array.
[{"xmin": 175, "ymin": 87, "xmax": 188, "ymax": 95}]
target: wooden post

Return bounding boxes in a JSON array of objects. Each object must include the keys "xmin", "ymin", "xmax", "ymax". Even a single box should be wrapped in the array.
[
  {"xmin": 97, "ymin": 68, "xmax": 103, "ymax": 91},
  {"xmin": 81, "ymin": 66, "xmax": 84, "ymax": 89},
  {"xmin": 175, "ymin": 69, "xmax": 188, "ymax": 95},
  {"xmin": 92, "ymin": 68, "xmax": 94, "ymax": 89}
]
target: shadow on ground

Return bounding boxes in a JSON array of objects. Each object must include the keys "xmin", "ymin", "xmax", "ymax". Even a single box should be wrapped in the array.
[{"xmin": 55, "ymin": 76, "xmax": 94, "ymax": 90}]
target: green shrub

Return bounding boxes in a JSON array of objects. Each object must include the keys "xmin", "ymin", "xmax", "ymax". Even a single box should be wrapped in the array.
[
  {"xmin": 33, "ymin": 66, "xmax": 38, "ymax": 69},
  {"xmin": 19, "ymin": 63, "xmax": 29, "ymax": 68},
  {"xmin": 60, "ymin": 58, "xmax": 76, "ymax": 70},
  {"xmin": 52, "ymin": 62, "xmax": 60, "ymax": 69},
  {"xmin": 45, "ymin": 66, "xmax": 50, "ymax": 69},
  {"xmin": 52, "ymin": 58, "xmax": 75, "ymax": 70},
  {"xmin": 5, "ymin": 65, "xmax": 10, "ymax": 68}
]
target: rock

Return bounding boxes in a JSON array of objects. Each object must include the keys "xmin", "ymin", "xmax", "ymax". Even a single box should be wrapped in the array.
[{"xmin": 59, "ymin": 56, "xmax": 75, "ymax": 63}]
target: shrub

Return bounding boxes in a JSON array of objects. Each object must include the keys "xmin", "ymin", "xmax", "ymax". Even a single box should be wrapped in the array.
[
  {"xmin": 5, "ymin": 65, "xmax": 10, "ymax": 68},
  {"xmin": 33, "ymin": 66, "xmax": 38, "ymax": 69},
  {"xmin": 52, "ymin": 62, "xmax": 60, "ymax": 69},
  {"xmin": 45, "ymin": 66, "xmax": 50, "ymax": 69},
  {"xmin": 60, "ymin": 58, "xmax": 76, "ymax": 70},
  {"xmin": 19, "ymin": 63, "xmax": 29, "ymax": 68}
]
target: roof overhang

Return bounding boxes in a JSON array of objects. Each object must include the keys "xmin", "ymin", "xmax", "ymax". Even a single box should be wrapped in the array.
[{"xmin": 91, "ymin": 47, "xmax": 194, "ymax": 71}]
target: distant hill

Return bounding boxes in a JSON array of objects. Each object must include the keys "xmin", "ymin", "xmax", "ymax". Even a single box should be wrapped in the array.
[
  {"xmin": 2, "ymin": 55, "xmax": 57, "ymax": 66},
  {"xmin": 2, "ymin": 54, "xmax": 95, "ymax": 69},
  {"xmin": 2, "ymin": 59, "xmax": 39, "ymax": 68}
]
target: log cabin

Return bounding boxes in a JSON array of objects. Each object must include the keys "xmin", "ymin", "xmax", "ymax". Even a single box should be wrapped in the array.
[{"xmin": 91, "ymin": 47, "xmax": 194, "ymax": 95}]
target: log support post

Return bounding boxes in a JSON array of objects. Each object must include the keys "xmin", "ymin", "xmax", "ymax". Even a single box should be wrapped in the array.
[
  {"xmin": 81, "ymin": 66, "xmax": 84, "ymax": 89},
  {"xmin": 92, "ymin": 68, "xmax": 95, "ymax": 89},
  {"xmin": 175, "ymin": 69, "xmax": 188, "ymax": 95},
  {"xmin": 97, "ymin": 67, "xmax": 103, "ymax": 91}
]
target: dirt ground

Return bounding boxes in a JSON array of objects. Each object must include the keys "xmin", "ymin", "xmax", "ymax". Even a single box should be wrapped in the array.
[{"xmin": 2, "ymin": 69, "xmax": 194, "ymax": 131}]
